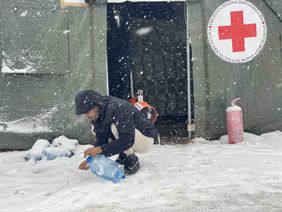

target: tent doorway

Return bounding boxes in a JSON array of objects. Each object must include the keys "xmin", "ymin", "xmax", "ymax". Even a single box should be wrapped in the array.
[{"xmin": 107, "ymin": 2, "xmax": 192, "ymax": 138}]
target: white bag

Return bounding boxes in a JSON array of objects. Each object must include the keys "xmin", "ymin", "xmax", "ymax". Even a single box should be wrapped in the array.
[{"xmin": 25, "ymin": 139, "xmax": 50, "ymax": 161}]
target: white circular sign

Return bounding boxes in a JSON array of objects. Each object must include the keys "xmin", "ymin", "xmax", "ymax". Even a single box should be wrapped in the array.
[{"xmin": 207, "ymin": 0, "xmax": 267, "ymax": 63}]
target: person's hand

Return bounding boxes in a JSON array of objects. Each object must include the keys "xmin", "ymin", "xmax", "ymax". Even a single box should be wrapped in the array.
[
  {"xmin": 78, "ymin": 160, "xmax": 89, "ymax": 170},
  {"xmin": 84, "ymin": 146, "xmax": 103, "ymax": 158}
]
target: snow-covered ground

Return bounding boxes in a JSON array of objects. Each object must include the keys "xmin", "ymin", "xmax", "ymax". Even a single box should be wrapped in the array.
[{"xmin": 1, "ymin": 131, "xmax": 282, "ymax": 212}]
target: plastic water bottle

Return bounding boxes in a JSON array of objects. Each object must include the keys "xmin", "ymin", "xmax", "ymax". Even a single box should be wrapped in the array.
[
  {"xmin": 86, "ymin": 155, "xmax": 125, "ymax": 183},
  {"xmin": 42, "ymin": 147, "xmax": 72, "ymax": 160}
]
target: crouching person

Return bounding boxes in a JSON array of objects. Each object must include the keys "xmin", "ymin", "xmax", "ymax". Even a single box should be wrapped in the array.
[{"xmin": 75, "ymin": 90, "xmax": 158, "ymax": 175}]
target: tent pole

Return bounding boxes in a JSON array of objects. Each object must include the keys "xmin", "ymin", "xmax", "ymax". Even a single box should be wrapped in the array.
[
  {"xmin": 130, "ymin": 71, "xmax": 134, "ymax": 98},
  {"xmin": 186, "ymin": 0, "xmax": 193, "ymax": 141}
]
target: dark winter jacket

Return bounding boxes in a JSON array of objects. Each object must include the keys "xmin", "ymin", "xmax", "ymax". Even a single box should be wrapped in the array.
[{"xmin": 75, "ymin": 90, "xmax": 158, "ymax": 157}]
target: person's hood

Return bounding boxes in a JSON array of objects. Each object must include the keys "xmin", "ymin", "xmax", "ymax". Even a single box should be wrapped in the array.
[{"xmin": 75, "ymin": 90, "xmax": 105, "ymax": 115}]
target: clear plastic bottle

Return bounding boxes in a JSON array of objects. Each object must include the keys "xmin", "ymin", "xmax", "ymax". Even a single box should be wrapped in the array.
[
  {"xmin": 42, "ymin": 147, "xmax": 72, "ymax": 160},
  {"xmin": 86, "ymin": 155, "xmax": 125, "ymax": 183}
]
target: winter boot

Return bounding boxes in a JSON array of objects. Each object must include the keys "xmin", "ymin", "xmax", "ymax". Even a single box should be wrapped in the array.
[
  {"xmin": 154, "ymin": 133, "xmax": 160, "ymax": 145},
  {"xmin": 124, "ymin": 154, "xmax": 140, "ymax": 175},
  {"xmin": 115, "ymin": 152, "xmax": 127, "ymax": 165}
]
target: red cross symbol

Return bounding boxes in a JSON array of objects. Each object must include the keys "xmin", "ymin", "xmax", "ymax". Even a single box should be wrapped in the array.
[{"xmin": 218, "ymin": 11, "xmax": 257, "ymax": 52}]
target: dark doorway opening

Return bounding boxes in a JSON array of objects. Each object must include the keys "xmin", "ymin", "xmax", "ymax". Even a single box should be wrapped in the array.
[{"xmin": 107, "ymin": 2, "xmax": 192, "ymax": 138}]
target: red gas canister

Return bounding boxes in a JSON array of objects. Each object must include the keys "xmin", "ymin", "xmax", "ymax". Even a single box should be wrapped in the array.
[
  {"xmin": 226, "ymin": 98, "xmax": 244, "ymax": 144},
  {"xmin": 128, "ymin": 90, "xmax": 158, "ymax": 124}
]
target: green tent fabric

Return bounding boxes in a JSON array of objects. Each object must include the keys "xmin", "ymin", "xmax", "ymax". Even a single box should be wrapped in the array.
[
  {"xmin": 189, "ymin": 0, "xmax": 282, "ymax": 139},
  {"xmin": 0, "ymin": 0, "xmax": 107, "ymax": 149}
]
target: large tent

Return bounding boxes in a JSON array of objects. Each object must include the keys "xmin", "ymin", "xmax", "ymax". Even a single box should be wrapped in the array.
[{"xmin": 0, "ymin": 0, "xmax": 282, "ymax": 149}]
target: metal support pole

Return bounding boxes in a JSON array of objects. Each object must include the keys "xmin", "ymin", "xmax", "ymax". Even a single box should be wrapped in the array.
[
  {"xmin": 185, "ymin": 0, "xmax": 194, "ymax": 141},
  {"xmin": 130, "ymin": 72, "xmax": 134, "ymax": 98}
]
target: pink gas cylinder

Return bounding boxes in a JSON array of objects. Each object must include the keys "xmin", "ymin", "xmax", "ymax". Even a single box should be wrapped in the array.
[{"xmin": 226, "ymin": 98, "xmax": 244, "ymax": 144}]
